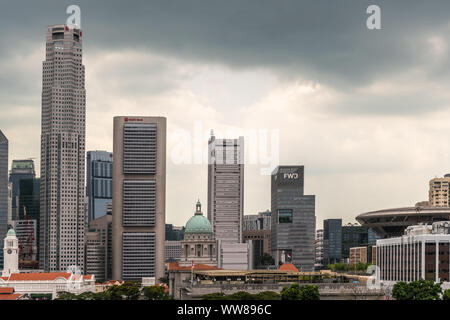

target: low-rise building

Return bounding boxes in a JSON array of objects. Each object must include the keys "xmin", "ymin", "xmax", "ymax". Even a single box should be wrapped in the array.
[
  {"xmin": 217, "ymin": 241, "xmax": 253, "ymax": 270},
  {"xmin": 349, "ymin": 246, "xmax": 368, "ymax": 266},
  {"xmin": 165, "ymin": 241, "xmax": 181, "ymax": 262},
  {"xmin": 0, "ymin": 273, "xmax": 95, "ymax": 297},
  {"xmin": 377, "ymin": 221, "xmax": 450, "ymax": 288},
  {"xmin": 179, "ymin": 200, "xmax": 217, "ymax": 267}
]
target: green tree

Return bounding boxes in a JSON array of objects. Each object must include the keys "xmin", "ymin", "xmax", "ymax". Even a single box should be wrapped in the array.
[
  {"xmin": 143, "ymin": 285, "xmax": 172, "ymax": 300},
  {"xmin": 107, "ymin": 281, "xmax": 141, "ymax": 300},
  {"xmin": 202, "ymin": 292, "xmax": 228, "ymax": 300},
  {"xmin": 159, "ymin": 277, "xmax": 169, "ymax": 285},
  {"xmin": 443, "ymin": 289, "xmax": 450, "ymax": 300},
  {"xmin": 392, "ymin": 279, "xmax": 442, "ymax": 300},
  {"xmin": 254, "ymin": 291, "xmax": 281, "ymax": 300},
  {"xmin": 56, "ymin": 291, "xmax": 78, "ymax": 300},
  {"xmin": 281, "ymin": 284, "xmax": 302, "ymax": 300},
  {"xmin": 299, "ymin": 285, "xmax": 320, "ymax": 300},
  {"xmin": 227, "ymin": 291, "xmax": 257, "ymax": 300}
]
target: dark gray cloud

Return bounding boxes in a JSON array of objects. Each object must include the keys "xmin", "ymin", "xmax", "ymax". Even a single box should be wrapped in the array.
[{"xmin": 2, "ymin": 0, "xmax": 450, "ymax": 87}]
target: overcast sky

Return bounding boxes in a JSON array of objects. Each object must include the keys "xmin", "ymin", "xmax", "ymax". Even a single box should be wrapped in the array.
[{"xmin": 2, "ymin": 0, "xmax": 450, "ymax": 228}]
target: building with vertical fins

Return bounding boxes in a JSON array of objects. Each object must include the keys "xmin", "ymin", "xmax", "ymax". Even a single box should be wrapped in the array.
[
  {"xmin": 0, "ymin": 130, "xmax": 8, "ymax": 267},
  {"xmin": 271, "ymin": 166, "xmax": 316, "ymax": 272},
  {"xmin": 112, "ymin": 116, "xmax": 166, "ymax": 281},
  {"xmin": 207, "ymin": 133, "xmax": 244, "ymax": 244},
  {"xmin": 40, "ymin": 25, "xmax": 86, "ymax": 272}
]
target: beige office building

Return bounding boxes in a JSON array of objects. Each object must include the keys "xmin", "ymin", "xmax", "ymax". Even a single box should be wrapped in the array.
[
  {"xmin": 112, "ymin": 117, "xmax": 166, "ymax": 281},
  {"xmin": 429, "ymin": 174, "xmax": 450, "ymax": 207},
  {"xmin": 207, "ymin": 133, "xmax": 244, "ymax": 244}
]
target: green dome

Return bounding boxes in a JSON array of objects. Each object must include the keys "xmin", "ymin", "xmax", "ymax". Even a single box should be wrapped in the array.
[
  {"xmin": 185, "ymin": 215, "xmax": 212, "ymax": 234},
  {"xmin": 6, "ymin": 229, "xmax": 15, "ymax": 237}
]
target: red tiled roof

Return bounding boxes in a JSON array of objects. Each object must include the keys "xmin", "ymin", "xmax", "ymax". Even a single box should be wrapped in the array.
[
  {"xmin": 83, "ymin": 275, "xmax": 93, "ymax": 280},
  {"xmin": 7, "ymin": 273, "xmax": 71, "ymax": 281},
  {"xmin": 278, "ymin": 263, "xmax": 299, "ymax": 272},
  {"xmin": 0, "ymin": 293, "xmax": 22, "ymax": 300},
  {"xmin": 168, "ymin": 262, "xmax": 221, "ymax": 271},
  {"xmin": 0, "ymin": 287, "xmax": 14, "ymax": 294}
]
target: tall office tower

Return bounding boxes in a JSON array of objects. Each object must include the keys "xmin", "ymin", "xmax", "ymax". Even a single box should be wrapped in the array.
[
  {"xmin": 271, "ymin": 166, "xmax": 316, "ymax": 271},
  {"xmin": 323, "ymin": 219, "xmax": 342, "ymax": 264},
  {"xmin": 112, "ymin": 116, "xmax": 166, "ymax": 281},
  {"xmin": 40, "ymin": 25, "xmax": 86, "ymax": 272},
  {"xmin": 207, "ymin": 133, "xmax": 244, "ymax": 244},
  {"xmin": 9, "ymin": 160, "xmax": 35, "ymax": 221},
  {"xmin": 429, "ymin": 174, "xmax": 450, "ymax": 207},
  {"xmin": 86, "ymin": 151, "xmax": 113, "ymax": 222},
  {"xmin": 0, "ymin": 130, "xmax": 8, "ymax": 267}
]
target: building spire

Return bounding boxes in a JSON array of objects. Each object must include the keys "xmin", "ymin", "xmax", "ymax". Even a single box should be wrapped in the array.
[{"xmin": 195, "ymin": 199, "xmax": 202, "ymax": 215}]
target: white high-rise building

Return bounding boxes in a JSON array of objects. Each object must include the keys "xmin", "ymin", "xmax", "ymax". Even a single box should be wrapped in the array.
[
  {"xmin": 2, "ymin": 229, "xmax": 19, "ymax": 277},
  {"xmin": 207, "ymin": 133, "xmax": 244, "ymax": 244},
  {"xmin": 40, "ymin": 25, "xmax": 86, "ymax": 272}
]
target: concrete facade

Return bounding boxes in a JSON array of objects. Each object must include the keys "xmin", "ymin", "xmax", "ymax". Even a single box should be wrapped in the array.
[
  {"xmin": 40, "ymin": 25, "xmax": 86, "ymax": 272},
  {"xmin": 0, "ymin": 131, "xmax": 7, "ymax": 268},
  {"xmin": 429, "ymin": 175, "xmax": 450, "ymax": 207},
  {"xmin": 207, "ymin": 134, "xmax": 244, "ymax": 244},
  {"xmin": 112, "ymin": 116, "xmax": 166, "ymax": 281},
  {"xmin": 377, "ymin": 221, "xmax": 450, "ymax": 288},
  {"xmin": 217, "ymin": 241, "xmax": 253, "ymax": 270}
]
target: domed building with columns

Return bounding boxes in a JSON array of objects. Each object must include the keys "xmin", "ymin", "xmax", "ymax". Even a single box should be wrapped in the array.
[{"xmin": 179, "ymin": 200, "xmax": 217, "ymax": 267}]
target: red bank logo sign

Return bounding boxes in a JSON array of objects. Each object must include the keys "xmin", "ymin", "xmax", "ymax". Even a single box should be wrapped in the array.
[{"xmin": 124, "ymin": 118, "xmax": 144, "ymax": 122}]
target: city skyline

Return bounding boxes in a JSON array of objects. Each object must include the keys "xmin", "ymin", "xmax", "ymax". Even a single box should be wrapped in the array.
[{"xmin": 4, "ymin": 1, "xmax": 450, "ymax": 230}]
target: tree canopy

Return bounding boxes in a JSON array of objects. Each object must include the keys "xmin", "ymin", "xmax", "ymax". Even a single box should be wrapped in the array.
[{"xmin": 392, "ymin": 279, "xmax": 442, "ymax": 300}]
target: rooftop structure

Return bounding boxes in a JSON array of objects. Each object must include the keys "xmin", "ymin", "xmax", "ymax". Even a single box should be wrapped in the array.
[{"xmin": 356, "ymin": 205, "xmax": 450, "ymax": 238}]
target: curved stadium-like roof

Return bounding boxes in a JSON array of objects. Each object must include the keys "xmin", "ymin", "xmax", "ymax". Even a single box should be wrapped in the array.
[{"xmin": 356, "ymin": 206, "xmax": 450, "ymax": 238}]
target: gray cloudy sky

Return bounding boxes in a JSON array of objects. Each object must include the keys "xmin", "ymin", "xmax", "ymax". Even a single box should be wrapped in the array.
[{"xmin": 2, "ymin": 0, "xmax": 450, "ymax": 228}]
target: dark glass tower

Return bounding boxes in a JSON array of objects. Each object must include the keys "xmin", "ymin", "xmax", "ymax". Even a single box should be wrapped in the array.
[
  {"xmin": 9, "ymin": 160, "xmax": 35, "ymax": 222},
  {"xmin": 271, "ymin": 166, "xmax": 316, "ymax": 271},
  {"xmin": 323, "ymin": 219, "xmax": 342, "ymax": 264}
]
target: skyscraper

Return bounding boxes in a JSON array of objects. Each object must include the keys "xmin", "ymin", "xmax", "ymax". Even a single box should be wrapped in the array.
[
  {"xmin": 112, "ymin": 116, "xmax": 166, "ymax": 281},
  {"xmin": 323, "ymin": 218, "xmax": 342, "ymax": 264},
  {"xmin": 0, "ymin": 130, "xmax": 8, "ymax": 267},
  {"xmin": 9, "ymin": 160, "xmax": 35, "ymax": 221},
  {"xmin": 40, "ymin": 25, "xmax": 86, "ymax": 272},
  {"xmin": 86, "ymin": 151, "xmax": 113, "ymax": 222},
  {"xmin": 271, "ymin": 166, "xmax": 316, "ymax": 271},
  {"xmin": 207, "ymin": 133, "xmax": 244, "ymax": 244}
]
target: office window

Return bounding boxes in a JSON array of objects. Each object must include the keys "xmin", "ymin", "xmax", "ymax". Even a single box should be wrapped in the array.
[{"xmin": 278, "ymin": 209, "xmax": 293, "ymax": 223}]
